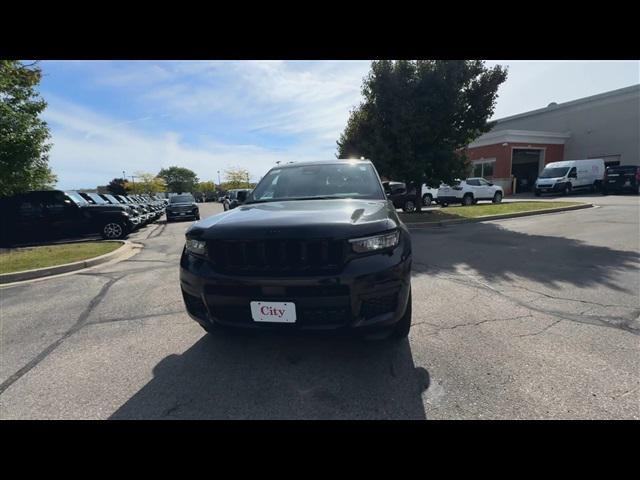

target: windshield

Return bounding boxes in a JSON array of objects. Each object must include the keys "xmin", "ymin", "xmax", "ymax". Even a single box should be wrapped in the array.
[
  {"xmin": 539, "ymin": 167, "xmax": 570, "ymax": 179},
  {"xmin": 248, "ymin": 163, "xmax": 384, "ymax": 203},
  {"xmin": 170, "ymin": 194, "xmax": 194, "ymax": 203},
  {"xmin": 87, "ymin": 193, "xmax": 107, "ymax": 204},
  {"xmin": 65, "ymin": 191, "xmax": 89, "ymax": 206}
]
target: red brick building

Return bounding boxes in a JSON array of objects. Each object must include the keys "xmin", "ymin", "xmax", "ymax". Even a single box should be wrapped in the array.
[
  {"xmin": 465, "ymin": 85, "xmax": 639, "ymax": 195},
  {"xmin": 465, "ymin": 130, "xmax": 569, "ymax": 194}
]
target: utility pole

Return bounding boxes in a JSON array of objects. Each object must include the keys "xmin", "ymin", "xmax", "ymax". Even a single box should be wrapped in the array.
[
  {"xmin": 129, "ymin": 175, "xmax": 138, "ymax": 193},
  {"xmin": 217, "ymin": 170, "xmax": 221, "ymax": 185}
]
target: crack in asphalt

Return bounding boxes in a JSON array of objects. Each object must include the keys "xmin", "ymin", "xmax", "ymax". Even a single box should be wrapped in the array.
[
  {"xmin": 516, "ymin": 319, "xmax": 564, "ymax": 338},
  {"xmin": 412, "ymin": 314, "xmax": 535, "ymax": 335},
  {"xmin": 89, "ymin": 309, "xmax": 186, "ymax": 325},
  {"xmin": 413, "ymin": 263, "xmax": 640, "ymax": 335},
  {"xmin": 0, "ymin": 275, "xmax": 122, "ymax": 396}
]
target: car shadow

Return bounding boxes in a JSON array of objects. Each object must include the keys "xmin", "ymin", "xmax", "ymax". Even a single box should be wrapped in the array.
[
  {"xmin": 410, "ymin": 221, "xmax": 640, "ymax": 292},
  {"xmin": 110, "ymin": 332, "xmax": 429, "ymax": 420}
]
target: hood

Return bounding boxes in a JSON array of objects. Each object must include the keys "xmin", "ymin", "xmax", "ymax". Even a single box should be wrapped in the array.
[{"xmin": 188, "ymin": 199, "xmax": 399, "ymax": 240}]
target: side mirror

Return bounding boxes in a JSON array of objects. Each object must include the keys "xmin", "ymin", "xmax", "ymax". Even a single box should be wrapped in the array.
[
  {"xmin": 488, "ymin": 183, "xmax": 494, "ymax": 186},
  {"xmin": 236, "ymin": 191, "xmax": 248, "ymax": 202},
  {"xmin": 569, "ymin": 172, "xmax": 577, "ymax": 179}
]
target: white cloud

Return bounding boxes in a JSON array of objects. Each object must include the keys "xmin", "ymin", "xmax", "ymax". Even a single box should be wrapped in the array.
[
  {"xmin": 138, "ymin": 60, "xmax": 370, "ymax": 140},
  {"xmin": 43, "ymin": 94, "xmax": 341, "ymax": 189}
]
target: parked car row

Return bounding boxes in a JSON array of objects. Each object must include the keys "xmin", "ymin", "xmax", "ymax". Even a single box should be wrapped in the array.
[
  {"xmin": 383, "ymin": 178, "xmax": 503, "ymax": 211},
  {"xmin": 0, "ymin": 190, "xmax": 167, "ymax": 246}
]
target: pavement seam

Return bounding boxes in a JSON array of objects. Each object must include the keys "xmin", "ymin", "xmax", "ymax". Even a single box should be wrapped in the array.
[{"xmin": 0, "ymin": 275, "xmax": 123, "ymax": 396}]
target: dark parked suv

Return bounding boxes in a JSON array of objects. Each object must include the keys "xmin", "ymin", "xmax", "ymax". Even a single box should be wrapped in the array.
[
  {"xmin": 382, "ymin": 181, "xmax": 420, "ymax": 212},
  {"xmin": 0, "ymin": 190, "xmax": 134, "ymax": 246},
  {"xmin": 179, "ymin": 160, "xmax": 412, "ymax": 339},
  {"xmin": 602, "ymin": 165, "xmax": 640, "ymax": 195},
  {"xmin": 166, "ymin": 193, "xmax": 200, "ymax": 222}
]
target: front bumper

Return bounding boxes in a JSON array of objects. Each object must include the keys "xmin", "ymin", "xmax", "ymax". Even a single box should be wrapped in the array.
[
  {"xmin": 535, "ymin": 182, "xmax": 564, "ymax": 193},
  {"xmin": 167, "ymin": 210, "xmax": 198, "ymax": 220},
  {"xmin": 179, "ymin": 246, "xmax": 412, "ymax": 333}
]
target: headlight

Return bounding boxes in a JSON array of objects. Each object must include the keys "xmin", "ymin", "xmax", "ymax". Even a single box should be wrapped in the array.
[
  {"xmin": 349, "ymin": 230, "xmax": 400, "ymax": 253},
  {"xmin": 185, "ymin": 238, "xmax": 206, "ymax": 255}
]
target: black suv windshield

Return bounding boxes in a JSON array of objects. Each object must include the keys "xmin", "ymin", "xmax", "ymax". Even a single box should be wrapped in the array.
[
  {"xmin": 170, "ymin": 194, "xmax": 194, "ymax": 203},
  {"xmin": 539, "ymin": 167, "xmax": 570, "ymax": 178},
  {"xmin": 86, "ymin": 193, "xmax": 107, "ymax": 204},
  {"xmin": 65, "ymin": 191, "xmax": 89, "ymax": 206},
  {"xmin": 249, "ymin": 163, "xmax": 384, "ymax": 203}
]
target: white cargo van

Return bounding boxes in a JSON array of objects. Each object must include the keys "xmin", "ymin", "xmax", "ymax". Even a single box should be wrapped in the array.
[{"xmin": 534, "ymin": 159, "xmax": 605, "ymax": 196}]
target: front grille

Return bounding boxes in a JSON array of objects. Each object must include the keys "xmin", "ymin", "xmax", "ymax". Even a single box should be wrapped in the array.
[
  {"xmin": 205, "ymin": 284, "xmax": 349, "ymax": 298},
  {"xmin": 207, "ymin": 239, "xmax": 345, "ymax": 276},
  {"xmin": 361, "ymin": 293, "xmax": 398, "ymax": 319}
]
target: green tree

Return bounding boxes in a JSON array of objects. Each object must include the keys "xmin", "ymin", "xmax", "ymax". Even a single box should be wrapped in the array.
[
  {"xmin": 107, "ymin": 177, "xmax": 127, "ymax": 195},
  {"xmin": 194, "ymin": 180, "xmax": 216, "ymax": 193},
  {"xmin": 337, "ymin": 60, "xmax": 507, "ymax": 191},
  {"xmin": 125, "ymin": 171, "xmax": 167, "ymax": 194},
  {"xmin": 223, "ymin": 167, "xmax": 251, "ymax": 189},
  {"xmin": 157, "ymin": 166, "xmax": 199, "ymax": 193},
  {"xmin": 0, "ymin": 60, "xmax": 56, "ymax": 197}
]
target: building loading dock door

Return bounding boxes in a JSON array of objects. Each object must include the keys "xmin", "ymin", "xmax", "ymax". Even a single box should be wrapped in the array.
[{"xmin": 512, "ymin": 149, "xmax": 543, "ymax": 192}]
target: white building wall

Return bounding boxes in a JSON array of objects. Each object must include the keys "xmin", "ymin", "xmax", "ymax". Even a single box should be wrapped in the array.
[{"xmin": 491, "ymin": 85, "xmax": 640, "ymax": 166}]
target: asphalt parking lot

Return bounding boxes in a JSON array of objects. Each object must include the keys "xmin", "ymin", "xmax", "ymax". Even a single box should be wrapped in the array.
[{"xmin": 1, "ymin": 194, "xmax": 638, "ymax": 419}]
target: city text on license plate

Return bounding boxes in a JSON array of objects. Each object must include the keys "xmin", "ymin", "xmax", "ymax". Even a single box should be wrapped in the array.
[{"xmin": 250, "ymin": 301, "xmax": 296, "ymax": 323}]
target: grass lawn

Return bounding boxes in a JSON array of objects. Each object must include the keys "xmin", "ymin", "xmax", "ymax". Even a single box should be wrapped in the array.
[
  {"xmin": 399, "ymin": 201, "xmax": 584, "ymax": 223},
  {"xmin": 0, "ymin": 241, "xmax": 122, "ymax": 274}
]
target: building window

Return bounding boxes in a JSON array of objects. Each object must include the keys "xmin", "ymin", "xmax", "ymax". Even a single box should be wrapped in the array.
[{"xmin": 472, "ymin": 158, "xmax": 496, "ymax": 178}]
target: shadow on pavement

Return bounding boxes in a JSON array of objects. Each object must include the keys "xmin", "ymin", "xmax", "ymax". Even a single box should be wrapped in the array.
[
  {"xmin": 410, "ymin": 221, "xmax": 640, "ymax": 292},
  {"xmin": 110, "ymin": 332, "xmax": 429, "ymax": 420}
]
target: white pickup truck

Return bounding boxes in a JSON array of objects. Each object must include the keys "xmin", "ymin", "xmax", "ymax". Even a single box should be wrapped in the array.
[{"xmin": 437, "ymin": 178, "xmax": 504, "ymax": 207}]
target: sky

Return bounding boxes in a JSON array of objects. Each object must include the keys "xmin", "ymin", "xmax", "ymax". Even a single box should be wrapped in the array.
[{"xmin": 37, "ymin": 60, "xmax": 640, "ymax": 190}]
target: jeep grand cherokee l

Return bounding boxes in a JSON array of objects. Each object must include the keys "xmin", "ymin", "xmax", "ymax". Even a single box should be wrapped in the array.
[{"xmin": 180, "ymin": 159, "xmax": 412, "ymax": 339}]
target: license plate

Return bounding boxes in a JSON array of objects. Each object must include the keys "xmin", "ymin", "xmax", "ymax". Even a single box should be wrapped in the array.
[
  {"xmin": 250, "ymin": 301, "xmax": 296, "ymax": 323},
  {"xmin": 180, "ymin": 212, "xmax": 186, "ymax": 215},
  {"xmin": 609, "ymin": 180, "xmax": 617, "ymax": 183}
]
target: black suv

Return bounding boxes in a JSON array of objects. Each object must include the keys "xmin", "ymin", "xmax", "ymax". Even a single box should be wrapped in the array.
[
  {"xmin": 0, "ymin": 190, "xmax": 134, "ymax": 245},
  {"xmin": 180, "ymin": 160, "xmax": 412, "ymax": 339},
  {"xmin": 222, "ymin": 189, "xmax": 252, "ymax": 211},
  {"xmin": 166, "ymin": 194, "xmax": 200, "ymax": 222},
  {"xmin": 602, "ymin": 165, "xmax": 640, "ymax": 195},
  {"xmin": 382, "ymin": 181, "xmax": 421, "ymax": 213}
]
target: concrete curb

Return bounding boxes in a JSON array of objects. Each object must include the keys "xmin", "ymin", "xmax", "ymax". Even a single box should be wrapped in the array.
[
  {"xmin": 0, "ymin": 240, "xmax": 136, "ymax": 284},
  {"xmin": 405, "ymin": 202, "xmax": 594, "ymax": 228}
]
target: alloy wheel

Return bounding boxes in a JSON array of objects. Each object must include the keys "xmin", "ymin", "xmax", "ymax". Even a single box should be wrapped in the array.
[{"xmin": 103, "ymin": 223, "xmax": 123, "ymax": 239}]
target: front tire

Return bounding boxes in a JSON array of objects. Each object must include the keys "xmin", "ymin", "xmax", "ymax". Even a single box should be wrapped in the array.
[
  {"xmin": 563, "ymin": 184, "xmax": 572, "ymax": 196},
  {"xmin": 440, "ymin": 202, "xmax": 448, "ymax": 207},
  {"xmin": 101, "ymin": 222, "xmax": 126, "ymax": 240},
  {"xmin": 534, "ymin": 189, "xmax": 541, "ymax": 197},
  {"xmin": 422, "ymin": 194, "xmax": 432, "ymax": 207},
  {"xmin": 403, "ymin": 199, "xmax": 417, "ymax": 213},
  {"xmin": 462, "ymin": 194, "xmax": 474, "ymax": 206},
  {"xmin": 492, "ymin": 192, "xmax": 503, "ymax": 203}
]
